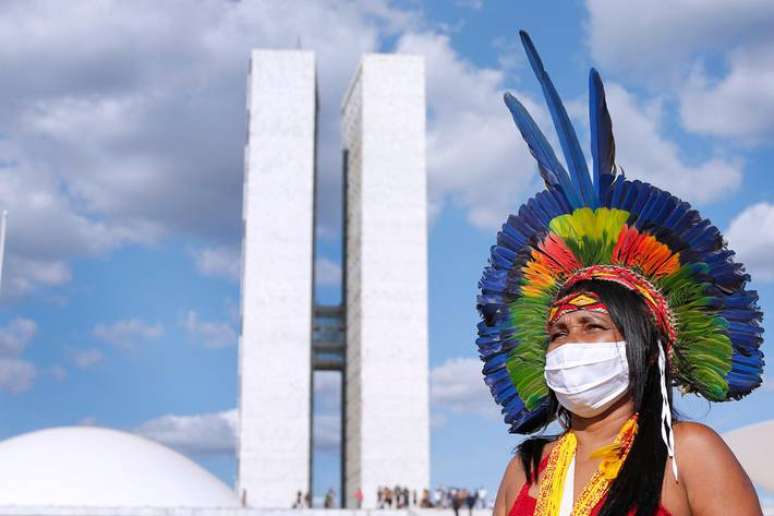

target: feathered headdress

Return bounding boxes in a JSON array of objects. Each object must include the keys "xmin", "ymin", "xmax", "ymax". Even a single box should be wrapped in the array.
[{"xmin": 476, "ymin": 31, "xmax": 764, "ymax": 435}]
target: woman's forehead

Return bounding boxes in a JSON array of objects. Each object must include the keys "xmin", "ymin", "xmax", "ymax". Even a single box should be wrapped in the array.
[
  {"xmin": 548, "ymin": 290, "xmax": 609, "ymax": 326},
  {"xmin": 549, "ymin": 308, "xmax": 612, "ymax": 327}
]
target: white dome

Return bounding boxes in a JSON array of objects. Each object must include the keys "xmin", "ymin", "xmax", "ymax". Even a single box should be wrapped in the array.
[
  {"xmin": 0, "ymin": 426, "xmax": 240, "ymax": 507},
  {"xmin": 722, "ymin": 420, "xmax": 774, "ymax": 492}
]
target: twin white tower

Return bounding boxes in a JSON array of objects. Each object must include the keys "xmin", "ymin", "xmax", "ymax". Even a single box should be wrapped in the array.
[{"xmin": 237, "ymin": 50, "xmax": 430, "ymax": 508}]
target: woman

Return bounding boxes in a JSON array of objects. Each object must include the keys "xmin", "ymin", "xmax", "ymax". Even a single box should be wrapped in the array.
[
  {"xmin": 493, "ymin": 281, "xmax": 761, "ymax": 515},
  {"xmin": 477, "ymin": 31, "xmax": 765, "ymax": 516}
]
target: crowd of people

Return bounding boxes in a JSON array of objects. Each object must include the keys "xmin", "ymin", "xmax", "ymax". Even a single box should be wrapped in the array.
[
  {"xmin": 292, "ymin": 486, "xmax": 490, "ymax": 511},
  {"xmin": 380, "ymin": 485, "xmax": 490, "ymax": 512}
]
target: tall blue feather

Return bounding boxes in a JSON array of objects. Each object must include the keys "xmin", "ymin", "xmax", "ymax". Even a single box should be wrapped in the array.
[
  {"xmin": 589, "ymin": 68, "xmax": 616, "ymax": 202},
  {"xmin": 519, "ymin": 30, "xmax": 596, "ymax": 208},
  {"xmin": 503, "ymin": 92, "xmax": 581, "ymax": 209}
]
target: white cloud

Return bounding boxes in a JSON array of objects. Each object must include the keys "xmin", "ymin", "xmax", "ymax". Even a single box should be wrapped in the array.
[
  {"xmin": 0, "ymin": 358, "xmax": 37, "ymax": 394},
  {"xmin": 0, "ymin": 318, "xmax": 38, "ymax": 393},
  {"xmin": 680, "ymin": 44, "xmax": 774, "ymax": 143},
  {"xmin": 395, "ymin": 25, "xmax": 741, "ymax": 230},
  {"xmin": 586, "ymin": 0, "xmax": 774, "ymax": 86},
  {"xmin": 455, "ymin": 0, "xmax": 484, "ymax": 9},
  {"xmin": 135, "ymin": 407, "xmax": 340, "ymax": 456},
  {"xmin": 430, "ymin": 357, "xmax": 498, "ymax": 419},
  {"xmin": 726, "ymin": 202, "xmax": 774, "ymax": 281},
  {"xmin": 0, "ymin": 0, "xmax": 415, "ymax": 296},
  {"xmin": 3, "ymin": 256, "xmax": 71, "ymax": 297},
  {"xmin": 316, "ymin": 257, "xmax": 341, "ymax": 287},
  {"xmin": 314, "ymin": 371, "xmax": 341, "ymax": 414},
  {"xmin": 79, "ymin": 416, "xmax": 98, "ymax": 426},
  {"xmin": 93, "ymin": 319, "xmax": 163, "ymax": 349},
  {"xmin": 313, "ymin": 413, "xmax": 340, "ymax": 452},
  {"xmin": 396, "ymin": 32, "xmax": 542, "ymax": 230},
  {"xmin": 70, "ymin": 347, "xmax": 105, "ymax": 369},
  {"xmin": 601, "ymin": 83, "xmax": 742, "ymax": 203},
  {"xmin": 48, "ymin": 364, "xmax": 67, "ymax": 381},
  {"xmin": 0, "ymin": 142, "xmax": 160, "ymax": 297},
  {"xmin": 430, "ymin": 412, "xmax": 448, "ymax": 429},
  {"xmin": 0, "ymin": 318, "xmax": 37, "ymax": 356},
  {"xmin": 182, "ymin": 311, "xmax": 236, "ymax": 348},
  {"xmin": 192, "ymin": 245, "xmax": 241, "ymax": 282},
  {"xmin": 586, "ymin": 1, "xmax": 774, "ymax": 144},
  {"xmin": 135, "ymin": 409, "xmax": 237, "ymax": 455}
]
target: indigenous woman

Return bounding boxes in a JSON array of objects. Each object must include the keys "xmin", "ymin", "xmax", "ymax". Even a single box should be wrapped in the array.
[{"xmin": 478, "ymin": 32, "xmax": 765, "ymax": 516}]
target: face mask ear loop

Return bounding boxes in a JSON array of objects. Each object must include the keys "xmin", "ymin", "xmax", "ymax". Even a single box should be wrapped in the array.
[{"xmin": 658, "ymin": 340, "xmax": 678, "ymax": 482}]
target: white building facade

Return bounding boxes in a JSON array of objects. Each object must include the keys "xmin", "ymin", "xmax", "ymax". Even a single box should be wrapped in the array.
[
  {"xmin": 238, "ymin": 51, "xmax": 429, "ymax": 509},
  {"xmin": 238, "ymin": 50, "xmax": 317, "ymax": 509},
  {"xmin": 341, "ymin": 55, "xmax": 430, "ymax": 508}
]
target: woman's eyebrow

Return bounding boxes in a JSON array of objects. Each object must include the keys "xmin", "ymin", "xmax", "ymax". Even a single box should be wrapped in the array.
[
  {"xmin": 575, "ymin": 313, "xmax": 609, "ymax": 323},
  {"xmin": 548, "ymin": 320, "xmax": 567, "ymax": 332}
]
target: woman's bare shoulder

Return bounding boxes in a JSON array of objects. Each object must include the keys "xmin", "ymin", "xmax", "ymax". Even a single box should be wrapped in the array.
[
  {"xmin": 673, "ymin": 420, "xmax": 723, "ymax": 446},
  {"xmin": 500, "ymin": 453, "xmax": 528, "ymax": 497},
  {"xmin": 672, "ymin": 421, "xmax": 740, "ymax": 480},
  {"xmin": 493, "ymin": 453, "xmax": 526, "ymax": 516},
  {"xmin": 671, "ymin": 421, "xmax": 762, "ymax": 515},
  {"xmin": 494, "ymin": 438, "xmax": 559, "ymax": 516}
]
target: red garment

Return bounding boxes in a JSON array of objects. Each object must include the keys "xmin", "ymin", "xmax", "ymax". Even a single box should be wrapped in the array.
[{"xmin": 509, "ymin": 455, "xmax": 672, "ymax": 516}]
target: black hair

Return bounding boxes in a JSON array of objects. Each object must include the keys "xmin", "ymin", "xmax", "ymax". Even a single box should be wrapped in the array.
[{"xmin": 516, "ymin": 280, "xmax": 677, "ymax": 516}]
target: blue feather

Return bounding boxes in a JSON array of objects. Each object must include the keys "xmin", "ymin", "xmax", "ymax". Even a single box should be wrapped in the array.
[
  {"xmin": 503, "ymin": 92, "xmax": 582, "ymax": 208},
  {"xmin": 534, "ymin": 190, "xmax": 569, "ymax": 219},
  {"xmin": 502, "ymin": 220, "xmax": 529, "ymax": 248},
  {"xmin": 607, "ymin": 176, "xmax": 628, "ymax": 208},
  {"xmin": 589, "ymin": 68, "xmax": 616, "ymax": 202},
  {"xmin": 482, "ymin": 352, "xmax": 508, "ymax": 372},
  {"xmin": 519, "ymin": 30, "xmax": 596, "ymax": 207},
  {"xmin": 482, "ymin": 366, "xmax": 510, "ymax": 385}
]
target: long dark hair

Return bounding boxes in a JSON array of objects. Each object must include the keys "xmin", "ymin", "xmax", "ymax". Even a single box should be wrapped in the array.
[{"xmin": 517, "ymin": 280, "xmax": 676, "ymax": 516}]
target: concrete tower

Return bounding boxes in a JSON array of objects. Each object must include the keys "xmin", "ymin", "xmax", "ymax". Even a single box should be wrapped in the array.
[
  {"xmin": 238, "ymin": 50, "xmax": 316, "ymax": 508},
  {"xmin": 342, "ymin": 54, "xmax": 430, "ymax": 508},
  {"xmin": 238, "ymin": 50, "xmax": 428, "ymax": 509}
]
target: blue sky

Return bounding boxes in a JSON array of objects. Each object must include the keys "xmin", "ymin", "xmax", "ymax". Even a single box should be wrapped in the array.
[{"xmin": 1, "ymin": 0, "xmax": 773, "ymax": 506}]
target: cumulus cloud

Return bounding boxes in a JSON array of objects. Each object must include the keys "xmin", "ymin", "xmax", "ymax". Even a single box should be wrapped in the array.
[
  {"xmin": 0, "ymin": 358, "xmax": 37, "ymax": 394},
  {"xmin": 726, "ymin": 202, "xmax": 774, "ymax": 282},
  {"xmin": 0, "ymin": 318, "xmax": 38, "ymax": 393},
  {"xmin": 315, "ymin": 257, "xmax": 342, "ymax": 287},
  {"xmin": 48, "ymin": 364, "xmax": 67, "ymax": 381},
  {"xmin": 136, "ymin": 405, "xmax": 340, "ymax": 456},
  {"xmin": 182, "ymin": 311, "xmax": 236, "ymax": 348},
  {"xmin": 314, "ymin": 371, "xmax": 341, "ymax": 414},
  {"xmin": 599, "ymin": 83, "xmax": 742, "ymax": 203},
  {"xmin": 6, "ymin": 0, "xmax": 758, "ymax": 303},
  {"xmin": 680, "ymin": 44, "xmax": 774, "ymax": 143},
  {"xmin": 135, "ymin": 409, "xmax": 237, "ymax": 456},
  {"xmin": 585, "ymin": 0, "xmax": 774, "ymax": 86},
  {"xmin": 430, "ymin": 357, "xmax": 498, "ymax": 420},
  {"xmin": 455, "ymin": 0, "xmax": 484, "ymax": 9},
  {"xmin": 0, "ymin": 317, "xmax": 37, "ymax": 356},
  {"xmin": 396, "ymin": 32, "xmax": 543, "ymax": 230},
  {"xmin": 586, "ymin": 1, "xmax": 774, "ymax": 144},
  {"xmin": 70, "ymin": 347, "xmax": 105, "ymax": 369},
  {"xmin": 192, "ymin": 245, "xmax": 241, "ymax": 282},
  {"xmin": 79, "ymin": 416, "xmax": 98, "ymax": 426},
  {"xmin": 0, "ymin": 0, "xmax": 414, "ymax": 297},
  {"xmin": 313, "ymin": 413, "xmax": 341, "ymax": 452},
  {"xmin": 93, "ymin": 319, "xmax": 163, "ymax": 349}
]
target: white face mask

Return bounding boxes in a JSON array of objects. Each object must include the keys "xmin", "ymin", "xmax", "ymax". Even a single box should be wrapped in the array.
[{"xmin": 544, "ymin": 340, "xmax": 630, "ymax": 418}]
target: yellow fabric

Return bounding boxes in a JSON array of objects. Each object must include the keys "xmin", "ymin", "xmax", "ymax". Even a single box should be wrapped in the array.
[
  {"xmin": 533, "ymin": 414, "xmax": 639, "ymax": 516},
  {"xmin": 534, "ymin": 432, "xmax": 577, "ymax": 516}
]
